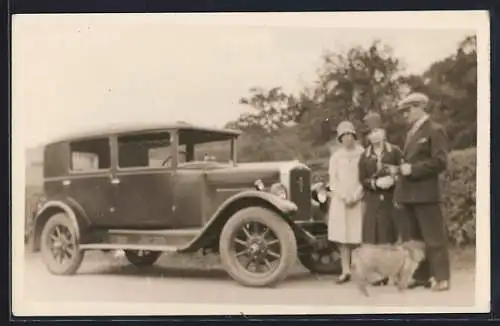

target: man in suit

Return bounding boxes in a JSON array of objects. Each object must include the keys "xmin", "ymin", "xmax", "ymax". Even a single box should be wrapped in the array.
[{"xmin": 393, "ymin": 92, "xmax": 451, "ymax": 292}]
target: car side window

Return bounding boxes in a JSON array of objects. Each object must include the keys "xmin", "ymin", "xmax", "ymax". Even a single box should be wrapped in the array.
[
  {"xmin": 117, "ymin": 132, "xmax": 172, "ymax": 169},
  {"xmin": 69, "ymin": 138, "xmax": 111, "ymax": 172}
]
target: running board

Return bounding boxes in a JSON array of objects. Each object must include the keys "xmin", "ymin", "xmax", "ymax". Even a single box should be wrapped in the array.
[
  {"xmin": 79, "ymin": 243, "xmax": 180, "ymax": 252},
  {"xmin": 82, "ymin": 228, "xmax": 202, "ymax": 251}
]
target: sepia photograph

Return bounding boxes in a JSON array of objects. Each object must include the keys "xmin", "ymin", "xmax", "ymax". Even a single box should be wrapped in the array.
[{"xmin": 11, "ymin": 10, "xmax": 490, "ymax": 316}]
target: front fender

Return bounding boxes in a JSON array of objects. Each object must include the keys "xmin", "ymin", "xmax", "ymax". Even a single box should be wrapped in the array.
[
  {"xmin": 31, "ymin": 197, "xmax": 92, "ymax": 252},
  {"xmin": 238, "ymin": 190, "xmax": 298, "ymax": 214},
  {"xmin": 177, "ymin": 190, "xmax": 297, "ymax": 253}
]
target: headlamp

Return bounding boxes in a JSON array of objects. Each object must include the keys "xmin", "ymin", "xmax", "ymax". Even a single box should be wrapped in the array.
[
  {"xmin": 316, "ymin": 188, "xmax": 328, "ymax": 204},
  {"xmin": 254, "ymin": 179, "xmax": 265, "ymax": 191},
  {"xmin": 312, "ymin": 182, "xmax": 329, "ymax": 204},
  {"xmin": 270, "ymin": 183, "xmax": 287, "ymax": 199}
]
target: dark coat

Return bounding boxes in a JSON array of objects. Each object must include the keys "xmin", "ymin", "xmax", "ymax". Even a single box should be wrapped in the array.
[
  {"xmin": 393, "ymin": 118, "xmax": 449, "ymax": 204},
  {"xmin": 358, "ymin": 142, "xmax": 403, "ymax": 244}
]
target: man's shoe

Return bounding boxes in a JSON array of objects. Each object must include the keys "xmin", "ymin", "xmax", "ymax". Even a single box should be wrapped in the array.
[
  {"xmin": 431, "ymin": 280, "xmax": 450, "ymax": 292},
  {"xmin": 407, "ymin": 279, "xmax": 432, "ymax": 289}
]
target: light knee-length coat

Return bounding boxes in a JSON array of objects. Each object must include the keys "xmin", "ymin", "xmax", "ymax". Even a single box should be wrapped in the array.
[{"xmin": 327, "ymin": 145, "xmax": 365, "ymax": 244}]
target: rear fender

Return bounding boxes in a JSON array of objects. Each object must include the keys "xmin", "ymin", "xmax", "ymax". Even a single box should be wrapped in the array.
[
  {"xmin": 178, "ymin": 190, "xmax": 298, "ymax": 253},
  {"xmin": 31, "ymin": 197, "xmax": 91, "ymax": 252}
]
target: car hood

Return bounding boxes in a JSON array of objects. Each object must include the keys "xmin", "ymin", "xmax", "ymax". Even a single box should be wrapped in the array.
[{"xmin": 178, "ymin": 160, "xmax": 309, "ymax": 188}]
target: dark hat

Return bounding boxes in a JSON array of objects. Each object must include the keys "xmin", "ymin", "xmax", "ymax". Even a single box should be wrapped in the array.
[{"xmin": 363, "ymin": 111, "xmax": 383, "ymax": 130}]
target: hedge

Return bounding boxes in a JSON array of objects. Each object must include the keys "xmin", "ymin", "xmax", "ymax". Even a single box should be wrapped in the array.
[
  {"xmin": 439, "ymin": 147, "xmax": 476, "ymax": 246},
  {"xmin": 23, "ymin": 147, "xmax": 476, "ymax": 246}
]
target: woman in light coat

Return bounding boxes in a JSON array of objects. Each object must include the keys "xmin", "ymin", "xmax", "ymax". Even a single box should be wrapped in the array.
[{"xmin": 328, "ymin": 120, "xmax": 365, "ymax": 284}]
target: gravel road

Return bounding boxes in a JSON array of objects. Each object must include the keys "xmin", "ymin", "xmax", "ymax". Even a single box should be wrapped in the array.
[{"xmin": 20, "ymin": 250, "xmax": 475, "ymax": 310}]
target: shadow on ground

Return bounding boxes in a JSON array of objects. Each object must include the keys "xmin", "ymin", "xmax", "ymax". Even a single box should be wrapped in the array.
[
  {"xmin": 78, "ymin": 263, "xmax": 316, "ymax": 283},
  {"xmin": 77, "ymin": 251, "xmax": 318, "ymax": 283}
]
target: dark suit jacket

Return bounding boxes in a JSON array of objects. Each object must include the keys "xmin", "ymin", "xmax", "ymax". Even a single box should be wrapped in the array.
[{"xmin": 393, "ymin": 118, "xmax": 449, "ymax": 203}]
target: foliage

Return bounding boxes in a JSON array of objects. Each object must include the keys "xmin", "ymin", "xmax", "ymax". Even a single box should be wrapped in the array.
[
  {"xmin": 228, "ymin": 35, "xmax": 477, "ymax": 157},
  {"xmin": 401, "ymin": 35, "xmax": 477, "ymax": 149},
  {"xmin": 24, "ymin": 185, "xmax": 44, "ymax": 242},
  {"xmin": 439, "ymin": 147, "xmax": 477, "ymax": 246}
]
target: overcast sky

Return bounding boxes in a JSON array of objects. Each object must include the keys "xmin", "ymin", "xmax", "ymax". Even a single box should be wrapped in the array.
[{"xmin": 12, "ymin": 12, "xmax": 482, "ymax": 149}]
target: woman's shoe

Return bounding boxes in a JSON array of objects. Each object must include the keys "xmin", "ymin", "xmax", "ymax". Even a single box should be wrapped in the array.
[{"xmin": 335, "ymin": 273, "xmax": 351, "ymax": 284}]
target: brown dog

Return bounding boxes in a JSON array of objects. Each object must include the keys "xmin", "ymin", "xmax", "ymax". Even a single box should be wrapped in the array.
[{"xmin": 351, "ymin": 240, "xmax": 426, "ymax": 296}]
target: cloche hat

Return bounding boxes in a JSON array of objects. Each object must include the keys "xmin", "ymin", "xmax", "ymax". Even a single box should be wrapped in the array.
[
  {"xmin": 336, "ymin": 120, "xmax": 356, "ymax": 142},
  {"xmin": 363, "ymin": 111, "xmax": 383, "ymax": 131}
]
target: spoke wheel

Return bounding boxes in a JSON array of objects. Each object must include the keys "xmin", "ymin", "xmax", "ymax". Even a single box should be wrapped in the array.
[
  {"xmin": 298, "ymin": 237, "xmax": 341, "ymax": 275},
  {"xmin": 219, "ymin": 207, "xmax": 297, "ymax": 287},
  {"xmin": 125, "ymin": 250, "xmax": 161, "ymax": 267},
  {"xmin": 40, "ymin": 213, "xmax": 84, "ymax": 275}
]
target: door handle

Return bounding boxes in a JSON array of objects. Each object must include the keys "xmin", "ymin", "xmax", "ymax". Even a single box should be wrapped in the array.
[{"xmin": 110, "ymin": 178, "xmax": 120, "ymax": 185}]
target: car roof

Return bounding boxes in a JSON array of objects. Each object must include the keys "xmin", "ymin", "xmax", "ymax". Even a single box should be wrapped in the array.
[{"xmin": 45, "ymin": 122, "xmax": 242, "ymax": 145}]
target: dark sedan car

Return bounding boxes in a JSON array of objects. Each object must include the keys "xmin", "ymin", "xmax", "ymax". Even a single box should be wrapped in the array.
[{"xmin": 28, "ymin": 122, "xmax": 340, "ymax": 287}]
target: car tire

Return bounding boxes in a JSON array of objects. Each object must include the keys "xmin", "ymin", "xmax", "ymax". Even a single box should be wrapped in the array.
[
  {"xmin": 298, "ymin": 240, "xmax": 342, "ymax": 275},
  {"xmin": 40, "ymin": 212, "xmax": 84, "ymax": 275},
  {"xmin": 219, "ymin": 206, "xmax": 297, "ymax": 287},
  {"xmin": 124, "ymin": 250, "xmax": 162, "ymax": 267}
]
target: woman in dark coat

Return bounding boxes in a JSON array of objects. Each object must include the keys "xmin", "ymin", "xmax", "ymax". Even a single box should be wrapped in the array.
[{"xmin": 358, "ymin": 112, "xmax": 403, "ymax": 246}]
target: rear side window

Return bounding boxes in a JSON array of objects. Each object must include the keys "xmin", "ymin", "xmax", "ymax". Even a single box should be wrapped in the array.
[{"xmin": 69, "ymin": 138, "xmax": 111, "ymax": 172}]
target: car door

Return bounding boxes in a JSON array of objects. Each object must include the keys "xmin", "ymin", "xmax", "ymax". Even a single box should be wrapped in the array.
[
  {"xmin": 111, "ymin": 169, "xmax": 175, "ymax": 228},
  {"xmin": 110, "ymin": 132, "xmax": 175, "ymax": 229},
  {"xmin": 63, "ymin": 137, "xmax": 116, "ymax": 226}
]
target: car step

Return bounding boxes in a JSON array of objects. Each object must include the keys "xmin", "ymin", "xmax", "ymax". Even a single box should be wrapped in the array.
[
  {"xmin": 107, "ymin": 228, "xmax": 201, "ymax": 236},
  {"xmin": 79, "ymin": 243, "xmax": 180, "ymax": 252},
  {"xmin": 81, "ymin": 228, "xmax": 203, "ymax": 251}
]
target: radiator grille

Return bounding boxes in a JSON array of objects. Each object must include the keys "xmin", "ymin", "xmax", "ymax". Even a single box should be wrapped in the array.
[{"xmin": 289, "ymin": 167, "xmax": 312, "ymax": 221}]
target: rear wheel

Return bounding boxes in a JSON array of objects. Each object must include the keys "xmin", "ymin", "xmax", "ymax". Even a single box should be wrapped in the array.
[
  {"xmin": 124, "ymin": 250, "xmax": 162, "ymax": 267},
  {"xmin": 40, "ymin": 213, "xmax": 84, "ymax": 275},
  {"xmin": 219, "ymin": 207, "xmax": 297, "ymax": 287},
  {"xmin": 298, "ymin": 237, "xmax": 341, "ymax": 275}
]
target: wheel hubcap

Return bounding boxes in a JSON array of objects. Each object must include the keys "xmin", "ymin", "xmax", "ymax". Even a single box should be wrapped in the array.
[
  {"xmin": 48, "ymin": 225, "xmax": 75, "ymax": 264},
  {"xmin": 232, "ymin": 221, "xmax": 281, "ymax": 274}
]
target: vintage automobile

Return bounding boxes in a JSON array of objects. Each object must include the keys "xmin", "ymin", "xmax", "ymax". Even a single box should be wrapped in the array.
[{"xmin": 28, "ymin": 122, "xmax": 340, "ymax": 287}]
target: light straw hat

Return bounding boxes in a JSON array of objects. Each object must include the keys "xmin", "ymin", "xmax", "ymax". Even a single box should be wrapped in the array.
[
  {"xmin": 336, "ymin": 120, "xmax": 356, "ymax": 143},
  {"xmin": 397, "ymin": 92, "xmax": 429, "ymax": 110}
]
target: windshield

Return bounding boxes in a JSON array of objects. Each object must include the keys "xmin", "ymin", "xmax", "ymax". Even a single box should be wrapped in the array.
[
  {"xmin": 178, "ymin": 129, "xmax": 237, "ymax": 164},
  {"xmin": 192, "ymin": 140, "xmax": 232, "ymax": 162}
]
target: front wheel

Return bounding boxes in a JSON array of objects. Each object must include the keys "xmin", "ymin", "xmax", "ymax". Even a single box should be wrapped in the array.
[
  {"xmin": 125, "ymin": 250, "xmax": 162, "ymax": 267},
  {"xmin": 298, "ymin": 238, "xmax": 341, "ymax": 275},
  {"xmin": 219, "ymin": 207, "xmax": 297, "ymax": 287},
  {"xmin": 40, "ymin": 213, "xmax": 84, "ymax": 275}
]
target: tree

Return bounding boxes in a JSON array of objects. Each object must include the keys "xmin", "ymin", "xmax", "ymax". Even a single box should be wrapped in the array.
[
  {"xmin": 227, "ymin": 87, "xmax": 302, "ymax": 133},
  {"xmin": 227, "ymin": 35, "xmax": 477, "ymax": 162},
  {"xmin": 295, "ymin": 40, "xmax": 406, "ymax": 147},
  {"xmin": 400, "ymin": 35, "xmax": 477, "ymax": 149}
]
